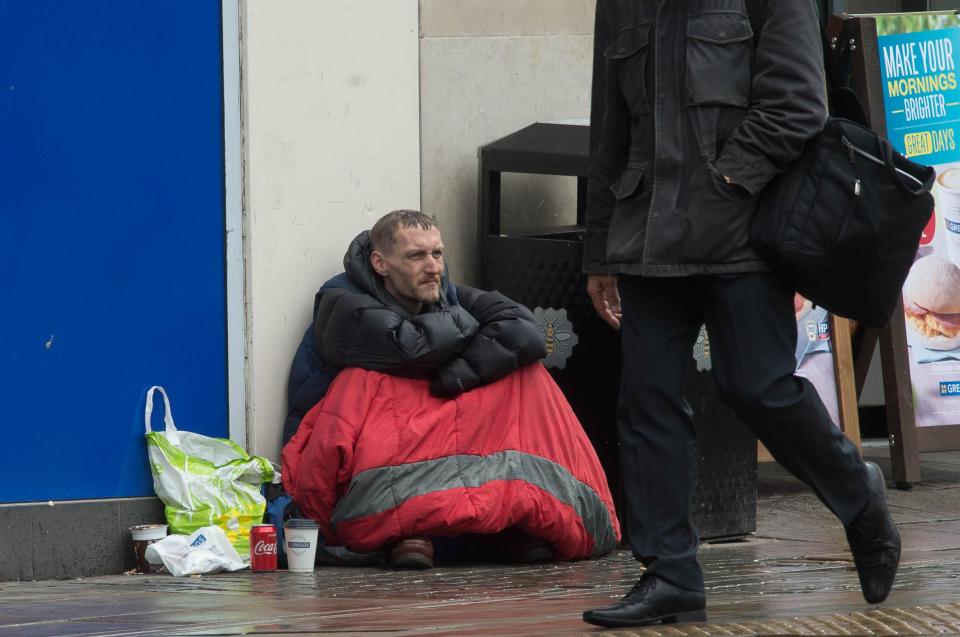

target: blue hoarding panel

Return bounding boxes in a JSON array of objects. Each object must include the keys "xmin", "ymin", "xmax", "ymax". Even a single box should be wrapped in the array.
[{"xmin": 0, "ymin": 2, "xmax": 228, "ymax": 502}]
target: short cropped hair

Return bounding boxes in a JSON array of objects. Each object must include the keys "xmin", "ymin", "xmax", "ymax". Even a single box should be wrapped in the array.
[{"xmin": 370, "ymin": 210, "xmax": 439, "ymax": 254}]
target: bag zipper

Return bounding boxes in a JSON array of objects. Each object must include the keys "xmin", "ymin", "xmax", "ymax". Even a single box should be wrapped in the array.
[{"xmin": 841, "ymin": 136, "xmax": 925, "ymax": 189}]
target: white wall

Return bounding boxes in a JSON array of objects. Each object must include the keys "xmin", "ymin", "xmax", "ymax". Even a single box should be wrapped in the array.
[
  {"xmin": 242, "ymin": 0, "xmax": 595, "ymax": 459},
  {"xmin": 242, "ymin": 0, "xmax": 420, "ymax": 461},
  {"xmin": 420, "ymin": 0, "xmax": 596, "ymax": 283}
]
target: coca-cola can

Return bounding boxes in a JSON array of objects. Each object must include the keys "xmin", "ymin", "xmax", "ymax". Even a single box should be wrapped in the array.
[{"xmin": 250, "ymin": 524, "xmax": 278, "ymax": 571}]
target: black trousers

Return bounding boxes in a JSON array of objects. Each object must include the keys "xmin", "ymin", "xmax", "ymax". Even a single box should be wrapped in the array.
[{"xmin": 617, "ymin": 273, "xmax": 871, "ymax": 592}]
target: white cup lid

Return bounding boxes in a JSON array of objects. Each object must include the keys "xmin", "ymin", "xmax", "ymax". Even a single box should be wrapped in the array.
[{"xmin": 130, "ymin": 524, "xmax": 167, "ymax": 541}]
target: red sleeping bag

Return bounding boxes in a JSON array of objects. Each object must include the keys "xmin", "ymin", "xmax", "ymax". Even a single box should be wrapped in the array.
[{"xmin": 282, "ymin": 363, "xmax": 620, "ymax": 560}]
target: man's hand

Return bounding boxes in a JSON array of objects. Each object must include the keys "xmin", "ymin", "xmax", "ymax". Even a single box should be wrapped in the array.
[{"xmin": 587, "ymin": 274, "xmax": 622, "ymax": 330}]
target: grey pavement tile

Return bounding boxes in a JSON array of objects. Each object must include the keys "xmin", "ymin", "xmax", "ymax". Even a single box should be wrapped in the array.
[
  {"xmin": 918, "ymin": 451, "xmax": 960, "ymax": 468},
  {"xmin": 0, "ymin": 623, "xmax": 136, "ymax": 637},
  {"xmin": 888, "ymin": 486, "xmax": 960, "ymax": 518},
  {"xmin": 589, "ymin": 602, "xmax": 960, "ymax": 637},
  {"xmin": 866, "ymin": 449, "xmax": 960, "ymax": 487},
  {"xmin": 755, "ymin": 499, "xmax": 849, "ymax": 543},
  {"xmin": 900, "ymin": 519, "xmax": 960, "ymax": 552}
]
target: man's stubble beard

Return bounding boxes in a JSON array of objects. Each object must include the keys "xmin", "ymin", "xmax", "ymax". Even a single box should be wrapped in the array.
[
  {"xmin": 395, "ymin": 279, "xmax": 440, "ymax": 307},
  {"xmin": 417, "ymin": 286, "xmax": 441, "ymax": 304}
]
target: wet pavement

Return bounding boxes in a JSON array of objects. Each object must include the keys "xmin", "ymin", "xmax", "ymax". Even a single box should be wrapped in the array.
[{"xmin": 1, "ymin": 446, "xmax": 958, "ymax": 637}]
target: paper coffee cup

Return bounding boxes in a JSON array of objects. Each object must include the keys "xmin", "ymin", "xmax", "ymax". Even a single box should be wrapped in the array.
[
  {"xmin": 130, "ymin": 524, "xmax": 167, "ymax": 541},
  {"xmin": 129, "ymin": 524, "xmax": 167, "ymax": 573},
  {"xmin": 937, "ymin": 167, "xmax": 960, "ymax": 267},
  {"xmin": 284, "ymin": 519, "xmax": 320, "ymax": 573}
]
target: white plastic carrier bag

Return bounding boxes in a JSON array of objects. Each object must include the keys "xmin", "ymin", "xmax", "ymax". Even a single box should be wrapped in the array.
[{"xmin": 144, "ymin": 525, "xmax": 246, "ymax": 576}]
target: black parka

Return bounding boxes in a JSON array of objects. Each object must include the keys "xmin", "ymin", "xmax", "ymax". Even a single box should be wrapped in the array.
[
  {"xmin": 282, "ymin": 232, "xmax": 546, "ymax": 443},
  {"xmin": 584, "ymin": 0, "xmax": 827, "ymax": 276}
]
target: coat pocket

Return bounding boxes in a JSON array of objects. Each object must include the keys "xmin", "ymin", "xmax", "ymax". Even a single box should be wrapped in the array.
[
  {"xmin": 610, "ymin": 165, "xmax": 645, "ymax": 200},
  {"xmin": 686, "ymin": 12, "xmax": 753, "ymax": 107},
  {"xmin": 604, "ymin": 22, "xmax": 652, "ymax": 117}
]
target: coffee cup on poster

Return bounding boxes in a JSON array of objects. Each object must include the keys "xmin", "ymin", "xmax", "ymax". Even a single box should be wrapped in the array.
[
  {"xmin": 936, "ymin": 166, "xmax": 960, "ymax": 268},
  {"xmin": 129, "ymin": 524, "xmax": 167, "ymax": 574}
]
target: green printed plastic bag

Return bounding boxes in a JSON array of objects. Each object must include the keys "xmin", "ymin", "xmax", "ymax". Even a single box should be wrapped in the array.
[{"xmin": 144, "ymin": 386, "xmax": 274, "ymax": 561}]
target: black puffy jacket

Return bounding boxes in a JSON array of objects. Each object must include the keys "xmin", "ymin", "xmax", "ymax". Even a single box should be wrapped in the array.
[{"xmin": 281, "ymin": 232, "xmax": 546, "ymax": 444}]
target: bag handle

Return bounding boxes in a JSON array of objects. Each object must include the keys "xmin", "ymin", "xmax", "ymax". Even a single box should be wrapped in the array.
[
  {"xmin": 144, "ymin": 386, "xmax": 177, "ymax": 434},
  {"xmin": 879, "ymin": 138, "xmax": 934, "ymax": 196}
]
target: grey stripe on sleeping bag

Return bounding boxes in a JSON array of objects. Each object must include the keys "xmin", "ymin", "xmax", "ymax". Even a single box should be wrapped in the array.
[{"xmin": 329, "ymin": 450, "xmax": 616, "ymax": 556}]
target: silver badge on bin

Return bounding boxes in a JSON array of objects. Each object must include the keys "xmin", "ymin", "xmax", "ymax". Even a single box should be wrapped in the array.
[{"xmin": 534, "ymin": 308, "xmax": 579, "ymax": 370}]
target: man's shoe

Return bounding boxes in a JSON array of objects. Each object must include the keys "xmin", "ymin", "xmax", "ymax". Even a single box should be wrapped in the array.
[
  {"xmin": 846, "ymin": 461, "xmax": 901, "ymax": 604},
  {"xmin": 481, "ymin": 529, "xmax": 555, "ymax": 563},
  {"xmin": 388, "ymin": 536, "xmax": 434, "ymax": 569},
  {"xmin": 582, "ymin": 574, "xmax": 706, "ymax": 628},
  {"xmin": 510, "ymin": 537, "xmax": 554, "ymax": 563}
]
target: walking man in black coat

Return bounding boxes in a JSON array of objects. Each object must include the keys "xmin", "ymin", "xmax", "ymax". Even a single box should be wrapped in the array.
[{"xmin": 582, "ymin": 0, "xmax": 901, "ymax": 627}]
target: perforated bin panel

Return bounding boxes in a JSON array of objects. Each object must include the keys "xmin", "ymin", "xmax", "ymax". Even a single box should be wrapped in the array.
[{"xmin": 482, "ymin": 234, "xmax": 756, "ymax": 540}]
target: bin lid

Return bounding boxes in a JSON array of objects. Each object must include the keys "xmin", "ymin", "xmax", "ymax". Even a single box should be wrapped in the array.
[{"xmin": 479, "ymin": 123, "xmax": 588, "ymax": 176}]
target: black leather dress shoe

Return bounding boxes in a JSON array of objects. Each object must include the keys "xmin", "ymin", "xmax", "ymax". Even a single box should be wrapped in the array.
[
  {"xmin": 846, "ymin": 461, "xmax": 901, "ymax": 604},
  {"xmin": 582, "ymin": 574, "xmax": 706, "ymax": 628}
]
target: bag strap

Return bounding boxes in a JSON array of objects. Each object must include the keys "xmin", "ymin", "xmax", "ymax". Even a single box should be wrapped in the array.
[
  {"xmin": 745, "ymin": 0, "xmax": 867, "ymax": 124},
  {"xmin": 144, "ymin": 385, "xmax": 177, "ymax": 434}
]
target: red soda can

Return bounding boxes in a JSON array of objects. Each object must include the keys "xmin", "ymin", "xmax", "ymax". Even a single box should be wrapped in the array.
[{"xmin": 250, "ymin": 524, "xmax": 278, "ymax": 571}]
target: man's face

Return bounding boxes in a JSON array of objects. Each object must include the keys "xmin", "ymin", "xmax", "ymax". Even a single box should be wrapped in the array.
[{"xmin": 371, "ymin": 226, "xmax": 444, "ymax": 309}]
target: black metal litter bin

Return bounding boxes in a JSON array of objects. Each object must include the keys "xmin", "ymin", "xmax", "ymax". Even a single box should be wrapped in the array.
[{"xmin": 478, "ymin": 123, "xmax": 756, "ymax": 540}]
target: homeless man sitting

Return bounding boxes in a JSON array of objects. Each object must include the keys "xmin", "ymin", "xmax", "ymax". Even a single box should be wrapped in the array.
[{"xmin": 281, "ymin": 209, "xmax": 619, "ymax": 569}]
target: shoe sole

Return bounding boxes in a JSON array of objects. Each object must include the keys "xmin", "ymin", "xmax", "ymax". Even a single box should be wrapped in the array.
[
  {"xmin": 861, "ymin": 462, "xmax": 901, "ymax": 604},
  {"xmin": 865, "ymin": 536, "xmax": 901, "ymax": 604},
  {"xmin": 389, "ymin": 553, "xmax": 433, "ymax": 569},
  {"xmin": 511, "ymin": 548, "xmax": 554, "ymax": 564},
  {"xmin": 583, "ymin": 609, "xmax": 707, "ymax": 628}
]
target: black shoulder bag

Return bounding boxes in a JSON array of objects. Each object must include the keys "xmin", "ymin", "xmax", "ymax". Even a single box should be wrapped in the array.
[{"xmin": 746, "ymin": 1, "xmax": 936, "ymax": 328}]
